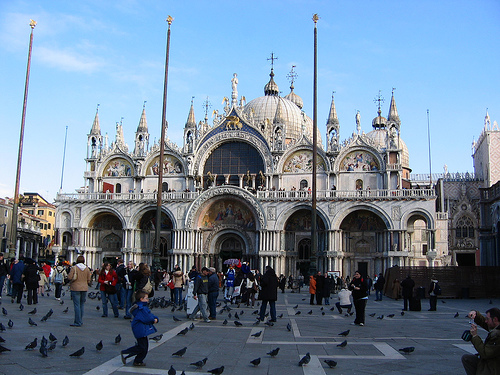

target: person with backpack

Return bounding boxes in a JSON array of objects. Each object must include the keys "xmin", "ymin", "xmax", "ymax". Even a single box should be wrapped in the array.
[
  {"xmin": 52, "ymin": 262, "xmax": 68, "ymax": 301},
  {"xmin": 428, "ymin": 276, "xmax": 441, "ymax": 311}
]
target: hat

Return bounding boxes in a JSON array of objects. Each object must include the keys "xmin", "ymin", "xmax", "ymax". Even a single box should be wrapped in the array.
[{"xmin": 209, "ymin": 267, "xmax": 216, "ymax": 273}]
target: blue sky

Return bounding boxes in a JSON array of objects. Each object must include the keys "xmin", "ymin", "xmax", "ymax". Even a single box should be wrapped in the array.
[{"xmin": 1, "ymin": 0, "xmax": 499, "ymax": 202}]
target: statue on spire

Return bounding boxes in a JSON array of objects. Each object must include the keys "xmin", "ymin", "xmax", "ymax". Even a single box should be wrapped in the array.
[{"xmin": 231, "ymin": 73, "xmax": 238, "ymax": 107}]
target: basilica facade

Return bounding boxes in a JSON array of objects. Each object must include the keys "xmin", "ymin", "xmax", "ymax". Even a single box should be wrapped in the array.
[{"xmin": 53, "ymin": 69, "xmax": 449, "ymax": 277}]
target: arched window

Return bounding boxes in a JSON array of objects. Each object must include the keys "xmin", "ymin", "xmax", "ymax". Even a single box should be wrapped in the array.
[
  {"xmin": 356, "ymin": 179, "xmax": 363, "ymax": 190},
  {"xmin": 162, "ymin": 182, "xmax": 168, "ymax": 192},
  {"xmin": 116, "ymin": 183, "xmax": 121, "ymax": 193},
  {"xmin": 300, "ymin": 179, "xmax": 308, "ymax": 190},
  {"xmin": 298, "ymin": 238, "xmax": 311, "ymax": 260},
  {"xmin": 456, "ymin": 216, "xmax": 474, "ymax": 238}
]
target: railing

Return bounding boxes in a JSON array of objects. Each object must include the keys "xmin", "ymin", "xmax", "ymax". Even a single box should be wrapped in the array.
[
  {"xmin": 256, "ymin": 189, "xmax": 436, "ymax": 201},
  {"xmin": 56, "ymin": 191, "xmax": 200, "ymax": 202},
  {"xmin": 386, "ymin": 163, "xmax": 401, "ymax": 171},
  {"xmin": 481, "ymin": 180, "xmax": 500, "ymax": 201}
]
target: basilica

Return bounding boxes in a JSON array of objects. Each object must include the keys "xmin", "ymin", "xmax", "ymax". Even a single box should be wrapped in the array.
[{"xmin": 53, "ymin": 68, "xmax": 449, "ymax": 277}]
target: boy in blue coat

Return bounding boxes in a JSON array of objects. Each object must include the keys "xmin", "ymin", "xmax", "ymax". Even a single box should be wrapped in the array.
[{"xmin": 121, "ymin": 290, "xmax": 159, "ymax": 366}]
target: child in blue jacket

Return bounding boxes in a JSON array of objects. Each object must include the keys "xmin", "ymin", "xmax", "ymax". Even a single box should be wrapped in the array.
[{"xmin": 121, "ymin": 290, "xmax": 159, "ymax": 366}]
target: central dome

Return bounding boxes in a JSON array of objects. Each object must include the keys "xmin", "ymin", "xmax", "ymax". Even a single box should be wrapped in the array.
[{"xmin": 365, "ymin": 129, "xmax": 409, "ymax": 168}]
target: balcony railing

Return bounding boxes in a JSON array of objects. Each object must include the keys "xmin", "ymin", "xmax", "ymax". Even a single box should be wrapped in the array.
[{"xmin": 56, "ymin": 191, "xmax": 200, "ymax": 202}]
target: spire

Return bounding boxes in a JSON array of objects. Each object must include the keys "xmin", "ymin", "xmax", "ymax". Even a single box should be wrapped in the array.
[
  {"xmin": 185, "ymin": 97, "xmax": 196, "ymax": 128},
  {"xmin": 284, "ymin": 65, "xmax": 303, "ymax": 108},
  {"xmin": 90, "ymin": 104, "xmax": 101, "ymax": 135},
  {"xmin": 273, "ymin": 98, "xmax": 286, "ymax": 124},
  {"xmin": 387, "ymin": 88, "xmax": 400, "ymax": 124},
  {"xmin": 264, "ymin": 53, "xmax": 279, "ymax": 96},
  {"xmin": 327, "ymin": 93, "xmax": 339, "ymax": 127},
  {"xmin": 115, "ymin": 119, "xmax": 125, "ymax": 147},
  {"xmin": 137, "ymin": 101, "xmax": 148, "ymax": 132}
]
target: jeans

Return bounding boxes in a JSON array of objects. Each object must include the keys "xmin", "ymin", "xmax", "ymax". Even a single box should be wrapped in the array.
[
  {"xmin": 116, "ymin": 283, "xmax": 123, "ymax": 308},
  {"xmin": 71, "ymin": 290, "xmax": 86, "ymax": 326},
  {"xmin": 124, "ymin": 288, "xmax": 134, "ymax": 317},
  {"xmin": 190, "ymin": 294, "xmax": 210, "ymax": 321},
  {"xmin": 100, "ymin": 290, "xmax": 119, "ymax": 317},
  {"xmin": 27, "ymin": 287, "xmax": 38, "ymax": 304},
  {"xmin": 0, "ymin": 275, "xmax": 6, "ymax": 297},
  {"xmin": 12, "ymin": 283, "xmax": 23, "ymax": 303},
  {"xmin": 174, "ymin": 287, "xmax": 183, "ymax": 306},
  {"xmin": 429, "ymin": 295, "xmax": 437, "ymax": 311},
  {"xmin": 461, "ymin": 353, "xmax": 479, "ymax": 375},
  {"xmin": 335, "ymin": 302, "xmax": 352, "ymax": 313},
  {"xmin": 324, "ymin": 297, "xmax": 330, "ymax": 305},
  {"xmin": 208, "ymin": 291, "xmax": 219, "ymax": 318},
  {"xmin": 375, "ymin": 289, "xmax": 383, "ymax": 301},
  {"xmin": 54, "ymin": 283, "xmax": 63, "ymax": 299},
  {"xmin": 122, "ymin": 336, "xmax": 148, "ymax": 364},
  {"xmin": 259, "ymin": 300, "xmax": 276, "ymax": 321},
  {"xmin": 354, "ymin": 298, "xmax": 367, "ymax": 324}
]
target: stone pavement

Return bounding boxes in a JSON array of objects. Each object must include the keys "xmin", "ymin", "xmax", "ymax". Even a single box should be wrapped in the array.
[{"xmin": 0, "ymin": 286, "xmax": 496, "ymax": 375}]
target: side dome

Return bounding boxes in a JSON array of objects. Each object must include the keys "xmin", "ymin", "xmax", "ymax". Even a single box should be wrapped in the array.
[
  {"xmin": 365, "ymin": 129, "xmax": 409, "ymax": 169},
  {"xmin": 284, "ymin": 84, "xmax": 303, "ymax": 109}
]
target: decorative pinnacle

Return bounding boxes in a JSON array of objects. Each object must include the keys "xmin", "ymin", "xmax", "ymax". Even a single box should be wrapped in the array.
[
  {"xmin": 166, "ymin": 15, "xmax": 173, "ymax": 25},
  {"xmin": 374, "ymin": 90, "xmax": 385, "ymax": 115},
  {"xmin": 312, "ymin": 14, "xmax": 319, "ymax": 23},
  {"xmin": 267, "ymin": 52, "xmax": 278, "ymax": 70},
  {"xmin": 286, "ymin": 65, "xmax": 298, "ymax": 88},
  {"xmin": 29, "ymin": 19, "xmax": 37, "ymax": 29},
  {"xmin": 143, "ymin": 100, "xmax": 147, "ymax": 109}
]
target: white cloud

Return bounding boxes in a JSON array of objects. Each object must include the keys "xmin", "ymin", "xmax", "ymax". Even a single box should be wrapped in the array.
[{"xmin": 36, "ymin": 46, "xmax": 102, "ymax": 73}]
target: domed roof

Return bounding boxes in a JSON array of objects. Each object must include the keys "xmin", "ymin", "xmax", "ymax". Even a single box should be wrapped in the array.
[
  {"xmin": 365, "ymin": 129, "xmax": 409, "ymax": 169},
  {"xmin": 284, "ymin": 84, "xmax": 303, "ymax": 109}
]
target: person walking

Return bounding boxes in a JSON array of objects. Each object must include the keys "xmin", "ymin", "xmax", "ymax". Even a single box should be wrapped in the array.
[
  {"xmin": 115, "ymin": 259, "xmax": 126, "ymax": 309},
  {"xmin": 207, "ymin": 267, "xmax": 219, "ymax": 320},
  {"xmin": 10, "ymin": 257, "xmax": 25, "ymax": 304},
  {"xmin": 315, "ymin": 272, "xmax": 324, "ymax": 305},
  {"xmin": 121, "ymin": 291, "xmax": 159, "ymax": 367},
  {"xmin": 52, "ymin": 262, "xmax": 67, "ymax": 300},
  {"xmin": 23, "ymin": 258, "xmax": 41, "ymax": 305},
  {"xmin": 401, "ymin": 275, "xmax": 415, "ymax": 311},
  {"xmin": 258, "ymin": 266, "xmax": 278, "ymax": 322},
  {"xmin": 67, "ymin": 255, "xmax": 92, "ymax": 327},
  {"xmin": 374, "ymin": 273, "xmax": 385, "ymax": 301},
  {"xmin": 309, "ymin": 275, "xmax": 316, "ymax": 305},
  {"xmin": 349, "ymin": 271, "xmax": 368, "ymax": 326},
  {"xmin": 245, "ymin": 272, "xmax": 258, "ymax": 308},
  {"xmin": 323, "ymin": 275, "xmax": 332, "ymax": 305},
  {"xmin": 98, "ymin": 262, "xmax": 120, "ymax": 318},
  {"xmin": 189, "ymin": 267, "xmax": 211, "ymax": 322}
]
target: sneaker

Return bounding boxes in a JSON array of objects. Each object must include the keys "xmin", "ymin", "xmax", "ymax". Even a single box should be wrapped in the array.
[
  {"xmin": 359, "ymin": 323, "xmax": 364, "ymax": 326},
  {"xmin": 133, "ymin": 362, "xmax": 146, "ymax": 367},
  {"xmin": 204, "ymin": 319, "xmax": 211, "ymax": 323},
  {"xmin": 121, "ymin": 352, "xmax": 127, "ymax": 365}
]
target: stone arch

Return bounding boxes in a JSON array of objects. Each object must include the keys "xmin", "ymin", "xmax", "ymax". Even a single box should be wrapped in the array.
[
  {"xmin": 275, "ymin": 204, "xmax": 330, "ymax": 231},
  {"xmin": 81, "ymin": 207, "xmax": 126, "ymax": 229},
  {"xmin": 144, "ymin": 152, "xmax": 185, "ymax": 176},
  {"xmin": 59, "ymin": 211, "xmax": 72, "ymax": 229},
  {"xmin": 334, "ymin": 147, "xmax": 383, "ymax": 172},
  {"xmin": 99, "ymin": 155, "xmax": 135, "ymax": 177},
  {"xmin": 332, "ymin": 204, "xmax": 392, "ymax": 231},
  {"xmin": 129, "ymin": 205, "xmax": 177, "ymax": 230},
  {"xmin": 401, "ymin": 209, "xmax": 435, "ymax": 230}
]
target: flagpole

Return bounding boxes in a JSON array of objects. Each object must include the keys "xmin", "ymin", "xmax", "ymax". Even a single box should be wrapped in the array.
[
  {"xmin": 59, "ymin": 125, "xmax": 68, "ymax": 192},
  {"xmin": 154, "ymin": 16, "xmax": 173, "ymax": 270},
  {"xmin": 9, "ymin": 20, "xmax": 36, "ymax": 260},
  {"xmin": 310, "ymin": 14, "xmax": 319, "ymax": 275}
]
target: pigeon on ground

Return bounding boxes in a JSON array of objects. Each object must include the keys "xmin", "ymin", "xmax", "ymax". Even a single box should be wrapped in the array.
[
  {"xmin": 295, "ymin": 311, "xmax": 301, "ymax": 315},
  {"xmin": 222, "ymin": 319, "xmax": 228, "ymax": 325},
  {"xmin": 251, "ymin": 331, "xmax": 262, "ymax": 338},
  {"xmin": 387, "ymin": 314, "xmax": 395, "ymax": 318},
  {"xmin": 19, "ymin": 303, "xmax": 24, "ymax": 311},
  {"xmin": 0, "ymin": 344, "xmax": 11, "ymax": 353},
  {"xmin": 252, "ymin": 310, "xmax": 259, "ymax": 315},
  {"xmin": 307, "ymin": 310, "xmax": 313, "ymax": 315},
  {"xmin": 377, "ymin": 315, "xmax": 384, "ymax": 320},
  {"xmin": 28, "ymin": 308, "xmax": 37, "ymax": 315},
  {"xmin": 96, "ymin": 306, "xmax": 100, "ymax": 311},
  {"xmin": 0, "ymin": 336, "xmax": 5, "ymax": 343},
  {"xmin": 293, "ymin": 304, "xmax": 298, "ymax": 309},
  {"xmin": 63, "ymin": 307, "xmax": 69, "ymax": 313},
  {"xmin": 322, "ymin": 311, "xmax": 326, "ymax": 315},
  {"xmin": 267, "ymin": 347, "xmax": 280, "ymax": 357},
  {"xmin": 234, "ymin": 320, "xmax": 243, "ymax": 326},
  {"xmin": 337, "ymin": 340, "xmax": 347, "ymax": 348},
  {"xmin": 190, "ymin": 357, "xmax": 208, "ymax": 369},
  {"xmin": 189, "ymin": 323, "xmax": 195, "ymax": 330},
  {"xmin": 39, "ymin": 344, "xmax": 48, "ymax": 357},
  {"xmin": 150, "ymin": 334, "xmax": 163, "ymax": 342},
  {"xmin": 250, "ymin": 357, "xmax": 261, "ymax": 366},
  {"xmin": 441, "ymin": 300, "xmax": 446, "ymax": 304},
  {"xmin": 278, "ymin": 313, "xmax": 283, "ymax": 318},
  {"xmin": 339, "ymin": 329, "xmax": 350, "ymax": 337},
  {"xmin": 172, "ymin": 346, "xmax": 187, "ymax": 357},
  {"xmin": 240, "ymin": 310, "xmax": 244, "ymax": 315},
  {"xmin": 69, "ymin": 346, "xmax": 85, "ymax": 357},
  {"xmin": 62, "ymin": 336, "xmax": 69, "ymax": 347},
  {"xmin": 287, "ymin": 322, "xmax": 292, "ymax": 331},
  {"xmin": 177, "ymin": 327, "xmax": 189, "ymax": 336},
  {"xmin": 7, "ymin": 320, "xmax": 13, "ymax": 328},
  {"xmin": 0, "ymin": 323, "xmax": 5, "ymax": 332},
  {"xmin": 235, "ymin": 312, "xmax": 239, "ymax": 320},
  {"xmin": 401, "ymin": 311, "xmax": 405, "ymax": 316},
  {"xmin": 41, "ymin": 336, "xmax": 48, "ymax": 348},
  {"xmin": 399, "ymin": 346, "xmax": 415, "ymax": 354},
  {"xmin": 228, "ymin": 313, "xmax": 231, "ymax": 319},
  {"xmin": 49, "ymin": 333, "xmax": 57, "ymax": 342},
  {"xmin": 115, "ymin": 334, "xmax": 121, "ymax": 344},
  {"xmin": 47, "ymin": 341, "xmax": 57, "ymax": 351},
  {"xmin": 324, "ymin": 359, "xmax": 337, "ymax": 368},
  {"xmin": 28, "ymin": 317, "xmax": 37, "ymax": 326},
  {"xmin": 168, "ymin": 365, "xmax": 176, "ymax": 375},
  {"xmin": 2, "ymin": 307, "xmax": 7, "ymax": 315},
  {"xmin": 207, "ymin": 366, "xmax": 224, "ymax": 374},
  {"xmin": 298, "ymin": 352, "xmax": 311, "ymax": 366},
  {"xmin": 454, "ymin": 312, "xmax": 459, "ymax": 318},
  {"xmin": 252, "ymin": 320, "xmax": 260, "ymax": 326},
  {"xmin": 96, "ymin": 340, "xmax": 103, "ymax": 351},
  {"xmin": 60, "ymin": 300, "xmax": 64, "ymax": 305},
  {"xmin": 25, "ymin": 338, "xmax": 38, "ymax": 350},
  {"xmin": 330, "ymin": 307, "xmax": 335, "ymax": 311},
  {"xmin": 173, "ymin": 316, "xmax": 181, "ymax": 322},
  {"xmin": 264, "ymin": 321, "xmax": 274, "ymax": 327}
]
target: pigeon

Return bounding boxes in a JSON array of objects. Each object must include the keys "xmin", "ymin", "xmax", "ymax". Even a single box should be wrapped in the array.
[
  {"xmin": 2, "ymin": 307, "xmax": 7, "ymax": 315},
  {"xmin": 39, "ymin": 344, "xmax": 48, "ymax": 357},
  {"xmin": 63, "ymin": 307, "xmax": 69, "ymax": 313},
  {"xmin": 0, "ymin": 323, "xmax": 4, "ymax": 331},
  {"xmin": 322, "ymin": 312, "xmax": 326, "ymax": 315},
  {"xmin": 28, "ymin": 308, "xmax": 37, "ymax": 315},
  {"xmin": 399, "ymin": 346, "xmax": 415, "ymax": 354},
  {"xmin": 489, "ymin": 300, "xmax": 493, "ymax": 304},
  {"xmin": 377, "ymin": 315, "xmax": 384, "ymax": 320},
  {"xmin": 7, "ymin": 320, "xmax": 13, "ymax": 328},
  {"xmin": 150, "ymin": 334, "xmax": 163, "ymax": 342},
  {"xmin": 387, "ymin": 314, "xmax": 395, "ymax": 318},
  {"xmin": 298, "ymin": 352, "xmax": 311, "ymax": 366},
  {"xmin": 41, "ymin": 314, "xmax": 49, "ymax": 322},
  {"xmin": 172, "ymin": 346, "xmax": 187, "ymax": 357},
  {"xmin": 0, "ymin": 336, "xmax": 4, "ymax": 343},
  {"xmin": 330, "ymin": 307, "xmax": 335, "ymax": 311},
  {"xmin": 25, "ymin": 338, "xmax": 38, "ymax": 350},
  {"xmin": 339, "ymin": 329, "xmax": 350, "ymax": 337},
  {"xmin": 69, "ymin": 346, "xmax": 85, "ymax": 357},
  {"xmin": 207, "ymin": 366, "xmax": 224, "ymax": 374},
  {"xmin": 293, "ymin": 304, "xmax": 298, "ymax": 309},
  {"xmin": 171, "ymin": 307, "xmax": 176, "ymax": 312},
  {"xmin": 49, "ymin": 333, "xmax": 57, "ymax": 342},
  {"xmin": 252, "ymin": 310, "xmax": 259, "ymax": 315},
  {"xmin": 295, "ymin": 311, "xmax": 301, "ymax": 315},
  {"xmin": 190, "ymin": 357, "xmax": 208, "ymax": 369},
  {"xmin": 0, "ymin": 344, "xmax": 11, "ymax": 353},
  {"xmin": 47, "ymin": 341, "xmax": 57, "ymax": 351},
  {"xmin": 250, "ymin": 357, "xmax": 261, "ymax": 366},
  {"xmin": 28, "ymin": 317, "xmax": 37, "ymax": 326},
  {"xmin": 307, "ymin": 310, "xmax": 313, "ymax": 315},
  {"xmin": 167, "ymin": 365, "xmax": 176, "ymax": 375},
  {"xmin": 173, "ymin": 316, "xmax": 181, "ymax": 322},
  {"xmin": 278, "ymin": 313, "xmax": 283, "ymax": 318},
  {"xmin": 320, "ymin": 307, "xmax": 324, "ymax": 311},
  {"xmin": 454, "ymin": 312, "xmax": 460, "ymax": 318},
  {"xmin": 251, "ymin": 331, "xmax": 262, "ymax": 338},
  {"xmin": 115, "ymin": 334, "xmax": 121, "ymax": 344},
  {"xmin": 287, "ymin": 322, "xmax": 292, "ymax": 331},
  {"xmin": 96, "ymin": 340, "xmax": 103, "ymax": 351},
  {"xmin": 41, "ymin": 336, "xmax": 48, "ymax": 348},
  {"xmin": 235, "ymin": 312, "xmax": 239, "ymax": 320},
  {"xmin": 441, "ymin": 300, "xmax": 446, "ymax": 303},
  {"xmin": 337, "ymin": 340, "xmax": 347, "ymax": 348},
  {"xmin": 401, "ymin": 311, "xmax": 405, "ymax": 316},
  {"xmin": 189, "ymin": 323, "xmax": 195, "ymax": 330},
  {"xmin": 177, "ymin": 327, "xmax": 189, "ymax": 336},
  {"xmin": 60, "ymin": 300, "xmax": 64, "ymax": 305},
  {"xmin": 267, "ymin": 347, "xmax": 280, "ymax": 357},
  {"xmin": 62, "ymin": 336, "xmax": 69, "ymax": 347},
  {"xmin": 252, "ymin": 320, "xmax": 260, "ymax": 326},
  {"xmin": 264, "ymin": 321, "xmax": 274, "ymax": 327},
  {"xmin": 234, "ymin": 320, "xmax": 242, "ymax": 326},
  {"xmin": 228, "ymin": 313, "xmax": 232, "ymax": 319},
  {"xmin": 222, "ymin": 319, "xmax": 228, "ymax": 325},
  {"xmin": 19, "ymin": 303, "xmax": 24, "ymax": 311},
  {"xmin": 324, "ymin": 359, "xmax": 337, "ymax": 368}
]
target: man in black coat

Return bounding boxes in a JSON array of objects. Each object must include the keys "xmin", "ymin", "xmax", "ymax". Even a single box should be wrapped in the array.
[
  {"xmin": 374, "ymin": 273, "xmax": 385, "ymax": 301},
  {"xmin": 258, "ymin": 266, "xmax": 278, "ymax": 322},
  {"xmin": 401, "ymin": 275, "xmax": 415, "ymax": 311}
]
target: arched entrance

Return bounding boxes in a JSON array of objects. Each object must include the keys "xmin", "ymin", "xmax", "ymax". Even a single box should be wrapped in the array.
[
  {"xmin": 138, "ymin": 210, "xmax": 173, "ymax": 269},
  {"xmin": 217, "ymin": 234, "xmax": 244, "ymax": 272},
  {"xmin": 89, "ymin": 212, "xmax": 123, "ymax": 263}
]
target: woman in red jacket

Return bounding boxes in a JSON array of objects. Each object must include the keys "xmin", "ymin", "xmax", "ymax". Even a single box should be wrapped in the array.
[{"xmin": 98, "ymin": 262, "xmax": 119, "ymax": 318}]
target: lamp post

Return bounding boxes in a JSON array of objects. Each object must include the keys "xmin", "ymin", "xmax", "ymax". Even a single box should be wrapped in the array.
[{"xmin": 9, "ymin": 20, "xmax": 36, "ymax": 259}]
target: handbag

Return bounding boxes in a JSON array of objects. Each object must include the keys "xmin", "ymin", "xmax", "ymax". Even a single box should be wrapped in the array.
[
  {"xmin": 143, "ymin": 279, "xmax": 153, "ymax": 294},
  {"xmin": 167, "ymin": 280, "xmax": 175, "ymax": 290},
  {"xmin": 104, "ymin": 283, "xmax": 116, "ymax": 294}
]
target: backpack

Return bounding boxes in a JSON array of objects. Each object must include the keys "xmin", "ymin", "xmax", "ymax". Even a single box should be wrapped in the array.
[
  {"xmin": 54, "ymin": 270, "xmax": 64, "ymax": 284},
  {"xmin": 433, "ymin": 282, "xmax": 442, "ymax": 295}
]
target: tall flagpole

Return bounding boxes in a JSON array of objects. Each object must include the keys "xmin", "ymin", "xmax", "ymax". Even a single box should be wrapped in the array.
[
  {"xmin": 310, "ymin": 14, "xmax": 319, "ymax": 275},
  {"xmin": 59, "ymin": 125, "xmax": 69, "ymax": 192},
  {"xmin": 154, "ymin": 16, "xmax": 173, "ymax": 270},
  {"xmin": 9, "ymin": 20, "xmax": 36, "ymax": 259},
  {"xmin": 427, "ymin": 109, "xmax": 432, "ymax": 186}
]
